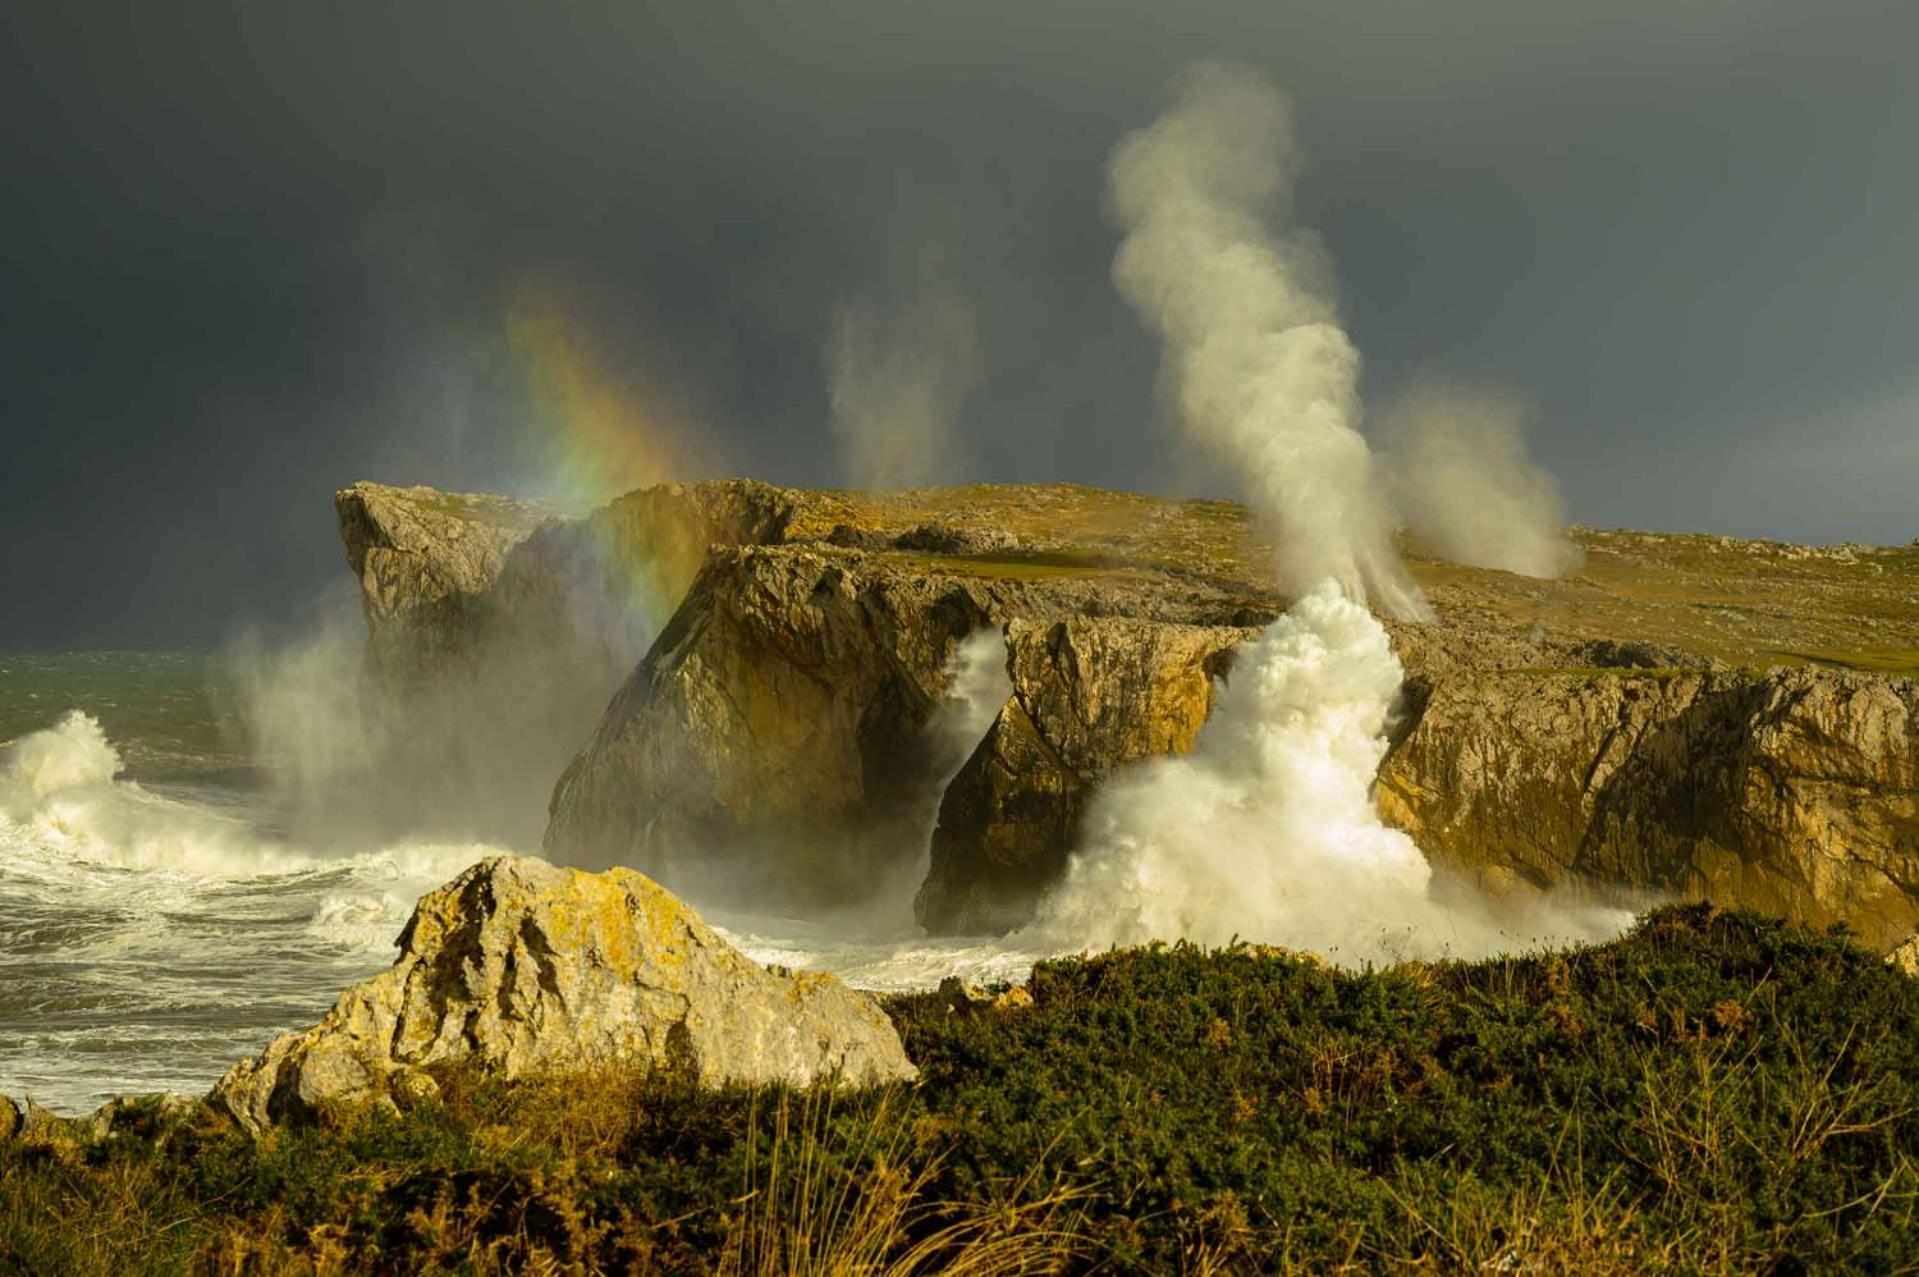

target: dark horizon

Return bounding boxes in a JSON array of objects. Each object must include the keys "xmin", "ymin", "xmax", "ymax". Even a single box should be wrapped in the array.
[{"xmin": 5, "ymin": 1, "xmax": 1915, "ymax": 646}]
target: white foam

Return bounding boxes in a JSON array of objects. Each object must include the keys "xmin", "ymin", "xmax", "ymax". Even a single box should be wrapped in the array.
[{"xmin": 1026, "ymin": 582, "xmax": 1630, "ymax": 965}]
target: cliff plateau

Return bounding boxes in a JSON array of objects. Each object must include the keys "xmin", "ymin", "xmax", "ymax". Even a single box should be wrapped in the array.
[{"xmin": 336, "ymin": 480, "xmax": 1919, "ymax": 948}]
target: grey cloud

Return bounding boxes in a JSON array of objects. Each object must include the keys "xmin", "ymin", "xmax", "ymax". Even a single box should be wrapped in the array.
[{"xmin": 2, "ymin": 0, "xmax": 1914, "ymax": 642}]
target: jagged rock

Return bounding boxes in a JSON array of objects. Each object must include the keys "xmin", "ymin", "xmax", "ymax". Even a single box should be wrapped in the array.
[
  {"xmin": 334, "ymin": 477, "xmax": 1919, "ymax": 948},
  {"xmin": 1375, "ymin": 668, "xmax": 1919, "ymax": 950},
  {"xmin": 544, "ymin": 543, "xmax": 1278, "ymax": 904},
  {"xmin": 0, "ymin": 1095, "xmax": 164, "ymax": 1148},
  {"xmin": 917, "ymin": 616, "xmax": 1254, "ymax": 932},
  {"xmin": 0, "ymin": 1094, "xmax": 202, "ymax": 1152},
  {"xmin": 211, "ymin": 856, "xmax": 916, "ymax": 1136},
  {"xmin": 892, "ymin": 523, "xmax": 1020, "ymax": 555},
  {"xmin": 335, "ymin": 479, "xmax": 807, "ymax": 668},
  {"xmin": 1888, "ymin": 934, "xmax": 1919, "ymax": 976},
  {"xmin": 544, "ymin": 547, "xmax": 996, "ymax": 900},
  {"xmin": 335, "ymin": 482, "xmax": 560, "ymax": 673}
]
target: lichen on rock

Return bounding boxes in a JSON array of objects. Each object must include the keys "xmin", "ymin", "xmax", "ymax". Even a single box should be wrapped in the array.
[{"xmin": 211, "ymin": 856, "xmax": 916, "ymax": 1135}]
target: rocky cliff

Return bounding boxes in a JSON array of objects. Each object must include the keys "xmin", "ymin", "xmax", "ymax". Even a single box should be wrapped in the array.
[
  {"xmin": 916, "ymin": 616, "xmax": 1254, "ymax": 931},
  {"xmin": 338, "ymin": 480, "xmax": 1919, "ymax": 948},
  {"xmin": 212, "ymin": 856, "xmax": 915, "ymax": 1134},
  {"xmin": 1377, "ymin": 667, "xmax": 1919, "ymax": 949}
]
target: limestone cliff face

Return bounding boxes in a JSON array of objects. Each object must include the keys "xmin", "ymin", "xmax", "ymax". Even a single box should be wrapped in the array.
[
  {"xmin": 336, "ymin": 478, "xmax": 803, "ymax": 677},
  {"xmin": 540, "ymin": 541, "xmax": 1274, "ymax": 903},
  {"xmin": 336, "ymin": 483, "xmax": 559, "ymax": 674},
  {"xmin": 1376, "ymin": 667, "xmax": 1919, "ymax": 949},
  {"xmin": 917, "ymin": 617, "xmax": 1253, "ymax": 932},
  {"xmin": 337, "ymin": 478, "xmax": 1919, "ymax": 948},
  {"xmin": 543, "ymin": 546, "xmax": 995, "ymax": 899},
  {"xmin": 327, "ymin": 480, "xmax": 807, "ymax": 846},
  {"xmin": 211, "ymin": 856, "xmax": 915, "ymax": 1135}
]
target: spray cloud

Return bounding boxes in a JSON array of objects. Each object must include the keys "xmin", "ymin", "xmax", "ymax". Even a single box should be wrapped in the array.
[
  {"xmin": 1032, "ymin": 584, "xmax": 1627, "ymax": 963},
  {"xmin": 827, "ymin": 289, "xmax": 979, "ymax": 490},
  {"xmin": 1107, "ymin": 62, "xmax": 1426, "ymax": 620},
  {"xmin": 1380, "ymin": 378, "xmax": 1582, "ymax": 578},
  {"xmin": 1032, "ymin": 64, "xmax": 1623, "ymax": 963}
]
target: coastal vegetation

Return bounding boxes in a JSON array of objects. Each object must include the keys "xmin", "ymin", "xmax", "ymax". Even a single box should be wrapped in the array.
[{"xmin": 4, "ymin": 904, "xmax": 1914, "ymax": 1274}]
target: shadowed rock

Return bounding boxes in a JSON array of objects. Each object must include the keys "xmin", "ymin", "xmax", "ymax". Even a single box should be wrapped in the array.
[{"xmin": 211, "ymin": 856, "xmax": 916, "ymax": 1135}]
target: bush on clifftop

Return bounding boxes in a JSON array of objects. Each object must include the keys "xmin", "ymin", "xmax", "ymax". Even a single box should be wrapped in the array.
[{"xmin": 3, "ymin": 904, "xmax": 1916, "ymax": 1274}]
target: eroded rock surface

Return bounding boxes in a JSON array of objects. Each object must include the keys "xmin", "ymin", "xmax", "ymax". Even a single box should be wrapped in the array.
[
  {"xmin": 211, "ymin": 856, "xmax": 916, "ymax": 1135},
  {"xmin": 335, "ymin": 478, "xmax": 1919, "ymax": 948},
  {"xmin": 1377, "ymin": 667, "xmax": 1919, "ymax": 949},
  {"xmin": 542, "ymin": 540, "xmax": 1280, "ymax": 903},
  {"xmin": 918, "ymin": 617, "xmax": 1254, "ymax": 932}
]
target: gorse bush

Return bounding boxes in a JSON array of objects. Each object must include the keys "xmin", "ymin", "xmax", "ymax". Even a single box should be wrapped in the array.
[{"xmin": 2, "ymin": 904, "xmax": 1915, "ymax": 1274}]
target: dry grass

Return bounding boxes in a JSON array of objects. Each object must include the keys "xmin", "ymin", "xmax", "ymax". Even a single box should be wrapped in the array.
[{"xmin": 719, "ymin": 1089, "xmax": 1088, "ymax": 1277}]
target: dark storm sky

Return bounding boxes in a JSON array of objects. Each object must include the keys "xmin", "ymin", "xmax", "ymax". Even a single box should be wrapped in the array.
[{"xmin": 3, "ymin": 1, "xmax": 1914, "ymax": 645}]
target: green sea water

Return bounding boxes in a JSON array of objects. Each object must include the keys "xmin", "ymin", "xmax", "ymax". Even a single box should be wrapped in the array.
[{"xmin": 0, "ymin": 650, "xmax": 491, "ymax": 1113}]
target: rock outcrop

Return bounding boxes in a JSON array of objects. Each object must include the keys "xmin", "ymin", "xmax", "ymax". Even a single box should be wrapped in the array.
[
  {"xmin": 917, "ymin": 616, "xmax": 1254, "ymax": 932},
  {"xmin": 0, "ymin": 1092, "xmax": 198, "ymax": 1148},
  {"xmin": 211, "ymin": 856, "xmax": 916, "ymax": 1135},
  {"xmin": 334, "ymin": 478, "xmax": 1919, "ymax": 949},
  {"xmin": 336, "ymin": 483, "xmax": 560, "ymax": 675},
  {"xmin": 542, "ymin": 539, "xmax": 1280, "ymax": 904},
  {"xmin": 325, "ymin": 480, "xmax": 815, "ymax": 846},
  {"xmin": 1376, "ymin": 667, "xmax": 1919, "ymax": 950}
]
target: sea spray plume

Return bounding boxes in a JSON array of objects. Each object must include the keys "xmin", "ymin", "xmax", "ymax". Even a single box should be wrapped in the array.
[
  {"xmin": 827, "ymin": 290, "xmax": 979, "ymax": 490},
  {"xmin": 1108, "ymin": 63, "xmax": 1428, "ymax": 620},
  {"xmin": 1031, "ymin": 584, "xmax": 1428, "ymax": 957},
  {"xmin": 1380, "ymin": 378, "xmax": 1583, "ymax": 578},
  {"xmin": 1026, "ymin": 66, "xmax": 1630, "ymax": 963},
  {"xmin": 1028, "ymin": 584, "xmax": 1629, "ymax": 963},
  {"xmin": 229, "ymin": 584, "xmax": 635, "ymax": 853}
]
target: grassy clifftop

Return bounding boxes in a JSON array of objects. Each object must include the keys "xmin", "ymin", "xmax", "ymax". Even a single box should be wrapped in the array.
[
  {"xmin": 6, "ymin": 906, "xmax": 1915, "ymax": 1273},
  {"xmin": 344, "ymin": 478, "xmax": 1919, "ymax": 677}
]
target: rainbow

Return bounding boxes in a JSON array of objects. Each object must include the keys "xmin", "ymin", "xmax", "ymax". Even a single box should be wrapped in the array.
[
  {"xmin": 503, "ymin": 277, "xmax": 718, "ymax": 511},
  {"xmin": 503, "ymin": 278, "xmax": 724, "ymax": 633}
]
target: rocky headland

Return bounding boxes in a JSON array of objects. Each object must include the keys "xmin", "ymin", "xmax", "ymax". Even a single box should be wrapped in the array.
[{"xmin": 343, "ymin": 477, "xmax": 1919, "ymax": 950}]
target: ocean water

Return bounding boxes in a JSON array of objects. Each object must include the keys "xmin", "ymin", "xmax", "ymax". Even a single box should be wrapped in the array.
[{"xmin": 0, "ymin": 650, "xmax": 1033, "ymax": 1114}]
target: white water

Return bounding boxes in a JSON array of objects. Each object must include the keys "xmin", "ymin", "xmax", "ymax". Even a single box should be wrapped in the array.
[
  {"xmin": 0, "ymin": 711, "xmax": 502, "ymax": 1112},
  {"xmin": 2, "ymin": 619, "xmax": 1630, "ymax": 1115},
  {"xmin": 0, "ymin": 643, "xmax": 1033, "ymax": 1114},
  {"xmin": 1026, "ymin": 584, "xmax": 1630, "ymax": 965}
]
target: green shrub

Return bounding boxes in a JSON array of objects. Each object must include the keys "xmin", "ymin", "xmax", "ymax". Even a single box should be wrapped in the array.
[{"xmin": 2, "ymin": 905, "xmax": 1914, "ymax": 1273}]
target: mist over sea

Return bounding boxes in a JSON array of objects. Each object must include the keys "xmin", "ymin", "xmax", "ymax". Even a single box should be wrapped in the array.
[{"xmin": 0, "ymin": 650, "xmax": 1030, "ymax": 1113}]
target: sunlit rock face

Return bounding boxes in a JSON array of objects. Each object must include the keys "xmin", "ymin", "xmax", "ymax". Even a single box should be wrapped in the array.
[
  {"xmin": 540, "ymin": 542, "xmax": 1276, "ymax": 907},
  {"xmin": 917, "ymin": 616, "xmax": 1253, "ymax": 933},
  {"xmin": 211, "ymin": 856, "xmax": 916, "ymax": 1135},
  {"xmin": 334, "ymin": 478, "xmax": 1919, "ymax": 949},
  {"xmin": 1376, "ymin": 667, "xmax": 1919, "ymax": 950}
]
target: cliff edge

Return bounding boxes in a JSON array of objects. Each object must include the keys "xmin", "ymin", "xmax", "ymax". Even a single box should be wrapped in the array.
[{"xmin": 335, "ymin": 480, "xmax": 1919, "ymax": 948}]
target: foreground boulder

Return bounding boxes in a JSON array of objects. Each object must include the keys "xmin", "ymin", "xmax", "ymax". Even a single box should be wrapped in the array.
[{"xmin": 211, "ymin": 856, "xmax": 917, "ymax": 1135}]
